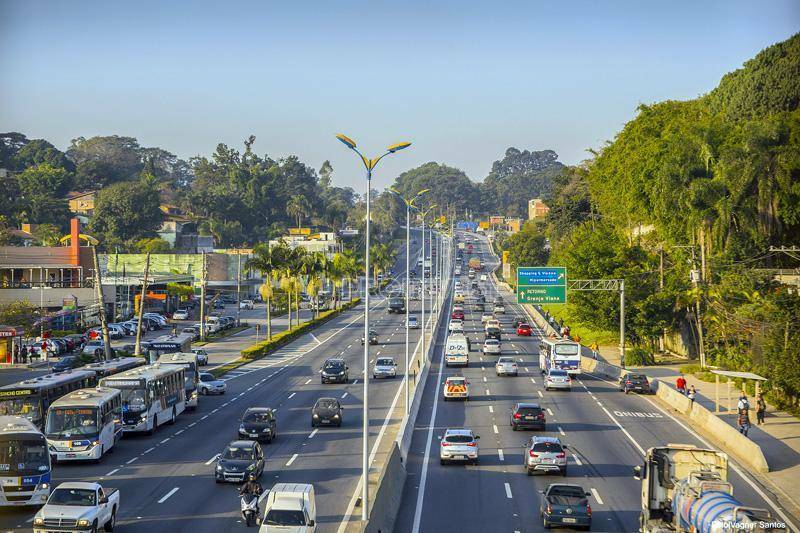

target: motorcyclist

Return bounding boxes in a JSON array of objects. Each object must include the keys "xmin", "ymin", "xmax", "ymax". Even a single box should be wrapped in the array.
[{"xmin": 239, "ymin": 473, "xmax": 263, "ymax": 521}]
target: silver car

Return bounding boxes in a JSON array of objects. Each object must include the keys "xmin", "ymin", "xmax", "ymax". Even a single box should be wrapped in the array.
[
  {"xmin": 495, "ymin": 356, "xmax": 518, "ymax": 376},
  {"xmin": 373, "ymin": 357, "xmax": 397, "ymax": 379},
  {"xmin": 408, "ymin": 315, "xmax": 420, "ymax": 329},
  {"xmin": 524, "ymin": 436, "xmax": 568, "ymax": 476},
  {"xmin": 440, "ymin": 428, "xmax": 480, "ymax": 465},
  {"xmin": 483, "ymin": 339, "xmax": 501, "ymax": 355},
  {"xmin": 199, "ymin": 372, "xmax": 227, "ymax": 395},
  {"xmin": 545, "ymin": 368, "xmax": 572, "ymax": 391}
]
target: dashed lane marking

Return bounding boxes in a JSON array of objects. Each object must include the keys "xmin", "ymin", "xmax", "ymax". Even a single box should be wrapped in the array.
[
  {"xmin": 530, "ymin": 378, "xmax": 536, "ymax": 384},
  {"xmin": 591, "ymin": 488, "xmax": 604, "ymax": 505},
  {"xmin": 126, "ymin": 457, "xmax": 138, "ymax": 464},
  {"xmin": 572, "ymin": 453, "xmax": 583, "ymax": 466},
  {"xmin": 304, "ymin": 379, "xmax": 312, "ymax": 385},
  {"xmin": 341, "ymin": 392, "xmax": 348, "ymax": 399},
  {"xmin": 537, "ymin": 390, "xmax": 543, "ymax": 398},
  {"xmin": 205, "ymin": 453, "xmax": 220, "ymax": 465},
  {"xmin": 488, "ymin": 406, "xmax": 494, "ymax": 414},
  {"xmin": 158, "ymin": 487, "xmax": 180, "ymax": 504},
  {"xmin": 558, "ymin": 426, "xmax": 566, "ymax": 436},
  {"xmin": 286, "ymin": 453, "xmax": 299, "ymax": 466},
  {"xmin": 547, "ymin": 408, "xmax": 554, "ymax": 416},
  {"xmin": 288, "ymin": 392, "xmax": 296, "ymax": 399},
  {"xmin": 105, "ymin": 468, "xmax": 119, "ymax": 476},
  {"xmin": 493, "ymin": 424, "xmax": 499, "ymax": 434},
  {"xmin": 504, "ymin": 483, "xmax": 513, "ymax": 499},
  {"xmin": 309, "ymin": 429, "xmax": 319, "ymax": 439},
  {"xmin": 498, "ymin": 449, "xmax": 504, "ymax": 461}
]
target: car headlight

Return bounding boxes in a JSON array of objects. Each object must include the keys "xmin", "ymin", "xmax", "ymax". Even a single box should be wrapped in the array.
[
  {"xmin": 39, "ymin": 482, "xmax": 49, "ymax": 490},
  {"xmin": 216, "ymin": 465, "xmax": 223, "ymax": 472},
  {"xmin": 34, "ymin": 517, "xmax": 44, "ymax": 525},
  {"xmin": 338, "ymin": 371, "xmax": 345, "ymax": 376},
  {"xmin": 246, "ymin": 464, "xmax": 255, "ymax": 470},
  {"xmin": 313, "ymin": 414, "xmax": 319, "ymax": 419},
  {"xmin": 77, "ymin": 519, "xmax": 91, "ymax": 527},
  {"xmin": 333, "ymin": 414, "xmax": 340, "ymax": 419},
  {"xmin": 141, "ymin": 414, "xmax": 148, "ymax": 420},
  {"xmin": 262, "ymin": 427, "xmax": 269, "ymax": 433}
]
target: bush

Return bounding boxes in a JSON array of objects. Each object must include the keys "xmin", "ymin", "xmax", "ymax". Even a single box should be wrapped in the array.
[
  {"xmin": 679, "ymin": 364, "xmax": 702, "ymax": 374},
  {"xmin": 626, "ymin": 347, "xmax": 652, "ymax": 366}
]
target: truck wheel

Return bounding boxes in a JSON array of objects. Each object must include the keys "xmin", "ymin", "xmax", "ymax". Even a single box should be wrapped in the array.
[{"xmin": 104, "ymin": 509, "xmax": 116, "ymax": 532}]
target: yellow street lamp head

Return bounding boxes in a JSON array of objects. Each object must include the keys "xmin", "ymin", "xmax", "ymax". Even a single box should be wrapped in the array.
[
  {"xmin": 335, "ymin": 133, "xmax": 357, "ymax": 150},
  {"xmin": 416, "ymin": 188, "xmax": 430, "ymax": 197},
  {"xmin": 388, "ymin": 186, "xmax": 401, "ymax": 196},
  {"xmin": 387, "ymin": 141, "xmax": 412, "ymax": 153}
]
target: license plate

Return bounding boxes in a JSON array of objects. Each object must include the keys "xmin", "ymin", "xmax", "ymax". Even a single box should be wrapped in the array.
[
  {"xmin": 321, "ymin": 420, "xmax": 330, "ymax": 424},
  {"xmin": 454, "ymin": 455, "xmax": 465, "ymax": 460},
  {"xmin": 525, "ymin": 416, "xmax": 534, "ymax": 420},
  {"xmin": 250, "ymin": 433, "xmax": 259, "ymax": 437},
  {"xmin": 542, "ymin": 459, "xmax": 553, "ymax": 463},
  {"xmin": 562, "ymin": 518, "xmax": 576, "ymax": 524},
  {"xmin": 66, "ymin": 453, "xmax": 76, "ymax": 458}
]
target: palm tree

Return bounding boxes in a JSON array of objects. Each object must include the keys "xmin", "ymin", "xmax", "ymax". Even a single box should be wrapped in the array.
[
  {"xmin": 270, "ymin": 241, "xmax": 297, "ymax": 330},
  {"xmin": 370, "ymin": 243, "xmax": 396, "ymax": 285},
  {"xmin": 244, "ymin": 243, "xmax": 278, "ymax": 341},
  {"xmin": 287, "ymin": 194, "xmax": 311, "ymax": 229},
  {"xmin": 299, "ymin": 252, "xmax": 326, "ymax": 318}
]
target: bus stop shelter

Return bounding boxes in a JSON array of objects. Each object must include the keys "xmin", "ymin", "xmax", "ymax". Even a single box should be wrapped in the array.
[
  {"xmin": 0, "ymin": 326, "xmax": 25, "ymax": 364},
  {"xmin": 711, "ymin": 369, "xmax": 768, "ymax": 413}
]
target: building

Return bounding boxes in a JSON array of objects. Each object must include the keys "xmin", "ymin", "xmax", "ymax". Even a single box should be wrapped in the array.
[
  {"xmin": 489, "ymin": 215, "xmax": 504, "ymax": 226},
  {"xmin": 66, "ymin": 191, "xmax": 97, "ymax": 216},
  {"xmin": 269, "ymin": 230, "xmax": 340, "ymax": 258},
  {"xmin": 505, "ymin": 218, "xmax": 523, "ymax": 233},
  {"xmin": 528, "ymin": 198, "xmax": 550, "ymax": 220}
]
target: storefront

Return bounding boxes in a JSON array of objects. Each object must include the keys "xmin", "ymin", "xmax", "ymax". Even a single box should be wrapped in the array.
[{"xmin": 0, "ymin": 326, "xmax": 25, "ymax": 364}]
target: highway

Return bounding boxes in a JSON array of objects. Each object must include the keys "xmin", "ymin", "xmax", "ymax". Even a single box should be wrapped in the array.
[
  {"xmin": 0, "ymin": 229, "xmax": 440, "ymax": 533},
  {"xmin": 395, "ymin": 232, "xmax": 794, "ymax": 533}
]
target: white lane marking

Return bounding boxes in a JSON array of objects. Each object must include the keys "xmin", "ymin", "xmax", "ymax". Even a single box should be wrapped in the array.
[
  {"xmin": 341, "ymin": 392, "xmax": 348, "ymax": 399},
  {"xmin": 188, "ymin": 422, "xmax": 197, "ymax": 428},
  {"xmin": 483, "ymin": 376, "xmax": 487, "ymax": 382},
  {"xmin": 547, "ymin": 408, "xmax": 554, "ymax": 416},
  {"xmin": 211, "ymin": 408, "xmax": 219, "ymax": 414},
  {"xmin": 353, "ymin": 379, "xmax": 359, "ymax": 385},
  {"xmin": 205, "ymin": 453, "xmax": 220, "ymax": 465},
  {"xmin": 591, "ymin": 488, "xmax": 604, "ymax": 505},
  {"xmin": 504, "ymin": 482, "xmax": 513, "ymax": 499},
  {"xmin": 347, "ymin": 344, "xmax": 352, "ymax": 349},
  {"xmin": 537, "ymin": 390, "xmax": 544, "ymax": 398},
  {"xmin": 498, "ymin": 449, "xmax": 505, "ymax": 461},
  {"xmin": 201, "ymin": 415, "xmax": 209, "ymax": 420},
  {"xmin": 572, "ymin": 453, "xmax": 583, "ymax": 466},
  {"xmin": 159, "ymin": 438, "xmax": 170, "ymax": 444},
  {"xmin": 488, "ymin": 406, "xmax": 494, "ymax": 414},
  {"xmin": 309, "ymin": 429, "xmax": 319, "ymax": 439},
  {"xmin": 304, "ymin": 378, "xmax": 312, "ymax": 385},
  {"xmin": 530, "ymin": 378, "xmax": 536, "ymax": 384},
  {"xmin": 511, "ymin": 343, "xmax": 516, "ymax": 348},
  {"xmin": 105, "ymin": 468, "xmax": 119, "ymax": 476},
  {"xmin": 125, "ymin": 457, "xmax": 138, "ymax": 464},
  {"xmin": 485, "ymin": 388, "xmax": 490, "ymax": 396},
  {"xmin": 286, "ymin": 453, "xmax": 299, "ymax": 466},
  {"xmin": 288, "ymin": 392, "xmax": 296, "ymax": 399},
  {"xmin": 158, "ymin": 487, "xmax": 179, "ymax": 504},
  {"xmin": 376, "ymin": 351, "xmax": 381, "ymax": 356},
  {"xmin": 524, "ymin": 367, "xmax": 530, "ymax": 372},
  {"xmin": 518, "ymin": 357, "xmax": 522, "ymax": 361},
  {"xmin": 493, "ymin": 424, "xmax": 499, "ymax": 434},
  {"xmin": 558, "ymin": 426, "xmax": 566, "ymax": 436},
  {"xmin": 310, "ymin": 333, "xmax": 322, "ymax": 345}
]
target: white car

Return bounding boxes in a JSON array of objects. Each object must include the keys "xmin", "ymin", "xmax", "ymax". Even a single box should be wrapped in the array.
[
  {"xmin": 493, "ymin": 304, "xmax": 505, "ymax": 314},
  {"xmin": 373, "ymin": 357, "xmax": 397, "ymax": 379},
  {"xmin": 198, "ymin": 372, "xmax": 227, "ymax": 394},
  {"xmin": 240, "ymin": 299, "xmax": 254, "ymax": 310},
  {"xmin": 439, "ymin": 428, "xmax": 480, "ymax": 465},
  {"xmin": 495, "ymin": 356, "xmax": 518, "ymax": 376},
  {"xmin": 448, "ymin": 319, "xmax": 464, "ymax": 333},
  {"xmin": 544, "ymin": 368, "xmax": 572, "ymax": 391},
  {"xmin": 172, "ymin": 309, "xmax": 190, "ymax": 320},
  {"xmin": 481, "ymin": 313, "xmax": 494, "ymax": 324},
  {"xmin": 33, "ymin": 482, "xmax": 119, "ymax": 533},
  {"xmin": 480, "ymin": 274, "xmax": 488, "ymax": 282},
  {"xmin": 484, "ymin": 319, "xmax": 500, "ymax": 331},
  {"xmin": 407, "ymin": 315, "xmax": 420, "ymax": 329},
  {"xmin": 483, "ymin": 339, "xmax": 502, "ymax": 355}
]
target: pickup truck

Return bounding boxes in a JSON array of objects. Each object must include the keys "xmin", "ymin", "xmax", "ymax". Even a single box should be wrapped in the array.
[
  {"xmin": 34, "ymin": 482, "xmax": 119, "ymax": 533},
  {"xmin": 539, "ymin": 483, "xmax": 592, "ymax": 530}
]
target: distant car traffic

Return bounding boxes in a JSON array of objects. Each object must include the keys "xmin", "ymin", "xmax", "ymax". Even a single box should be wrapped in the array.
[
  {"xmin": 361, "ymin": 330, "xmax": 378, "ymax": 345},
  {"xmin": 539, "ymin": 483, "xmax": 593, "ymax": 529},
  {"xmin": 407, "ymin": 315, "xmax": 420, "ymax": 329},
  {"xmin": 172, "ymin": 309, "xmax": 190, "ymax": 320},
  {"xmin": 191, "ymin": 348, "xmax": 209, "ymax": 365},
  {"xmin": 516, "ymin": 323, "xmax": 533, "ymax": 336},
  {"xmin": 618, "ymin": 372, "xmax": 652, "ymax": 394},
  {"xmin": 524, "ymin": 436, "xmax": 567, "ymax": 476},
  {"xmin": 544, "ymin": 368, "xmax": 572, "ymax": 391},
  {"xmin": 372, "ymin": 357, "xmax": 397, "ymax": 379},
  {"xmin": 495, "ymin": 356, "xmax": 518, "ymax": 376},
  {"xmin": 482, "ymin": 339, "xmax": 501, "ymax": 355},
  {"xmin": 448, "ymin": 320, "xmax": 464, "ymax": 333}
]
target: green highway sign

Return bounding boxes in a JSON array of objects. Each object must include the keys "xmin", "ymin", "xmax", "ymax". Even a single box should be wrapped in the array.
[{"xmin": 517, "ymin": 266, "xmax": 567, "ymax": 304}]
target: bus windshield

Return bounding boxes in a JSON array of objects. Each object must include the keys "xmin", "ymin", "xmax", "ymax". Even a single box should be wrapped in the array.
[
  {"xmin": 0, "ymin": 396, "xmax": 42, "ymax": 423},
  {"xmin": 554, "ymin": 344, "xmax": 580, "ymax": 356},
  {"xmin": 45, "ymin": 408, "xmax": 99, "ymax": 439},
  {"xmin": 0, "ymin": 438, "xmax": 49, "ymax": 476},
  {"xmin": 118, "ymin": 388, "xmax": 147, "ymax": 411}
]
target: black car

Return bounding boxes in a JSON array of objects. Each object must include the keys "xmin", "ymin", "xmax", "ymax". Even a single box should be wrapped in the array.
[
  {"xmin": 213, "ymin": 300, "xmax": 225, "ymax": 309},
  {"xmin": 486, "ymin": 327, "xmax": 502, "ymax": 341},
  {"xmin": 214, "ymin": 440, "xmax": 265, "ymax": 483},
  {"xmin": 311, "ymin": 398, "xmax": 343, "ymax": 427},
  {"xmin": 361, "ymin": 329, "xmax": 378, "ymax": 345},
  {"xmin": 238, "ymin": 407, "xmax": 277, "ymax": 443},
  {"xmin": 619, "ymin": 373, "xmax": 652, "ymax": 394},
  {"xmin": 410, "ymin": 269, "xmax": 417, "ymax": 277},
  {"xmin": 511, "ymin": 402, "xmax": 546, "ymax": 431},
  {"xmin": 513, "ymin": 316, "xmax": 526, "ymax": 328},
  {"xmin": 321, "ymin": 358, "xmax": 349, "ymax": 384},
  {"xmin": 52, "ymin": 356, "xmax": 80, "ymax": 372}
]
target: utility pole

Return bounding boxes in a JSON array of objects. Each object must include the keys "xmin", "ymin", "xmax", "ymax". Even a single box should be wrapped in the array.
[
  {"xmin": 236, "ymin": 252, "xmax": 242, "ymax": 327},
  {"xmin": 134, "ymin": 252, "xmax": 151, "ymax": 357},
  {"xmin": 200, "ymin": 252, "xmax": 208, "ymax": 342},
  {"xmin": 659, "ymin": 245, "xmax": 665, "ymax": 353},
  {"xmin": 92, "ymin": 246, "xmax": 113, "ymax": 361},
  {"xmin": 619, "ymin": 280, "xmax": 625, "ymax": 368}
]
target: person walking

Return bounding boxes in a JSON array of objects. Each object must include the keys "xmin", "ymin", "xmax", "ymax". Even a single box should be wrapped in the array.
[
  {"xmin": 687, "ymin": 385, "xmax": 696, "ymax": 406},
  {"xmin": 756, "ymin": 394, "xmax": 767, "ymax": 425},
  {"xmin": 676, "ymin": 375, "xmax": 687, "ymax": 395},
  {"xmin": 589, "ymin": 341, "xmax": 599, "ymax": 360},
  {"xmin": 28, "ymin": 346, "xmax": 35, "ymax": 363},
  {"xmin": 738, "ymin": 407, "xmax": 752, "ymax": 437},
  {"xmin": 737, "ymin": 394, "xmax": 750, "ymax": 413}
]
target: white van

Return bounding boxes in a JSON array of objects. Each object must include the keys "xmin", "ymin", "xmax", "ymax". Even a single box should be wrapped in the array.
[
  {"xmin": 445, "ymin": 333, "xmax": 469, "ymax": 367},
  {"xmin": 259, "ymin": 483, "xmax": 316, "ymax": 532},
  {"xmin": 205, "ymin": 316, "xmax": 222, "ymax": 333}
]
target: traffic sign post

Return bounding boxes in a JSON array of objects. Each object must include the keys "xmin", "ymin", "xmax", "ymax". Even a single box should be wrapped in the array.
[{"xmin": 516, "ymin": 267, "xmax": 567, "ymax": 304}]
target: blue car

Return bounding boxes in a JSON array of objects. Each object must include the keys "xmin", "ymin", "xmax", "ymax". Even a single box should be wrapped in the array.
[{"xmin": 540, "ymin": 483, "xmax": 592, "ymax": 530}]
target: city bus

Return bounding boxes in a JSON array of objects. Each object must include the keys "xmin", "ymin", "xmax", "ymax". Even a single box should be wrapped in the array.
[
  {"xmin": 44, "ymin": 387, "xmax": 122, "ymax": 462},
  {"xmin": 539, "ymin": 338, "xmax": 582, "ymax": 375},
  {"xmin": 156, "ymin": 352, "xmax": 200, "ymax": 410},
  {"xmin": 0, "ymin": 371, "xmax": 96, "ymax": 430},
  {"xmin": 99, "ymin": 365, "xmax": 185, "ymax": 434},
  {"xmin": 0, "ymin": 416, "xmax": 51, "ymax": 507},
  {"xmin": 83, "ymin": 357, "xmax": 147, "ymax": 382},
  {"xmin": 146, "ymin": 333, "xmax": 194, "ymax": 363}
]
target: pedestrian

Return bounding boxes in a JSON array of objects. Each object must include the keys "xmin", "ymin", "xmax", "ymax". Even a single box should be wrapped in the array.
[
  {"xmin": 756, "ymin": 394, "xmax": 766, "ymax": 425},
  {"xmin": 589, "ymin": 341, "xmax": 599, "ymax": 360},
  {"xmin": 28, "ymin": 346, "xmax": 35, "ymax": 363},
  {"xmin": 738, "ymin": 408, "xmax": 752, "ymax": 437},
  {"xmin": 687, "ymin": 385, "xmax": 696, "ymax": 406},
  {"xmin": 737, "ymin": 394, "xmax": 750, "ymax": 413},
  {"xmin": 676, "ymin": 375, "xmax": 687, "ymax": 395}
]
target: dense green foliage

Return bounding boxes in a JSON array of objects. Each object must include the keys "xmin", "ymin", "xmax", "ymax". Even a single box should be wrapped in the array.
[{"xmin": 481, "ymin": 148, "xmax": 563, "ymax": 217}]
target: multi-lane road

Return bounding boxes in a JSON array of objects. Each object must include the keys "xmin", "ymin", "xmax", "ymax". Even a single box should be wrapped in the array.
[
  {"xmin": 395, "ymin": 232, "xmax": 796, "ymax": 533},
  {"xmin": 0, "ymin": 230, "xmax": 442, "ymax": 533}
]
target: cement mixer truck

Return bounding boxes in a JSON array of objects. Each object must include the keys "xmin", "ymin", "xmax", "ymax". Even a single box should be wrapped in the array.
[{"xmin": 634, "ymin": 444, "xmax": 782, "ymax": 532}]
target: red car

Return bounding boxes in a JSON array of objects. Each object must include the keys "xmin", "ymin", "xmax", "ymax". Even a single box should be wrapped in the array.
[
  {"xmin": 451, "ymin": 310, "xmax": 465, "ymax": 320},
  {"xmin": 516, "ymin": 323, "xmax": 533, "ymax": 336}
]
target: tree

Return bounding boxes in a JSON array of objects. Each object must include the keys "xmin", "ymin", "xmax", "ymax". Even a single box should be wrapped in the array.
[
  {"xmin": 0, "ymin": 301, "xmax": 39, "ymax": 335},
  {"xmin": 287, "ymin": 194, "xmax": 311, "ymax": 228},
  {"xmin": 89, "ymin": 181, "xmax": 162, "ymax": 247},
  {"xmin": 67, "ymin": 135, "xmax": 144, "ymax": 189},
  {"xmin": 136, "ymin": 237, "xmax": 171, "ymax": 253},
  {"xmin": 32, "ymin": 224, "xmax": 63, "ymax": 246},
  {"xmin": 245, "ymin": 244, "xmax": 279, "ymax": 340},
  {"xmin": 391, "ymin": 162, "xmax": 482, "ymax": 218},
  {"xmin": 504, "ymin": 222, "xmax": 549, "ymax": 270},
  {"xmin": 16, "ymin": 163, "xmax": 73, "ymax": 198},
  {"xmin": 481, "ymin": 148, "xmax": 563, "ymax": 217}
]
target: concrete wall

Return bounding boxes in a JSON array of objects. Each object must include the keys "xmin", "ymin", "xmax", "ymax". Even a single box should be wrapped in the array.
[{"xmin": 364, "ymin": 443, "xmax": 406, "ymax": 533}]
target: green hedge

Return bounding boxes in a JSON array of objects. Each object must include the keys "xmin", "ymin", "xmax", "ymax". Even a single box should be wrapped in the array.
[{"xmin": 210, "ymin": 298, "xmax": 362, "ymax": 378}]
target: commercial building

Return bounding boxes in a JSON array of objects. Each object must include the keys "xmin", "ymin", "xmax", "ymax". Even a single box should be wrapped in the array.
[
  {"xmin": 528, "ymin": 198, "xmax": 550, "ymax": 220},
  {"xmin": 269, "ymin": 230, "xmax": 340, "ymax": 258}
]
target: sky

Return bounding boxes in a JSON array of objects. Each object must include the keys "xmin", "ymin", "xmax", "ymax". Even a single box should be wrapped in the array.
[{"xmin": 1, "ymin": 1, "xmax": 798, "ymax": 191}]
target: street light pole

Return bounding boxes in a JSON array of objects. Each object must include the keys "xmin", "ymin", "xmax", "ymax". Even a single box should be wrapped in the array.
[{"xmin": 336, "ymin": 133, "xmax": 411, "ymax": 522}]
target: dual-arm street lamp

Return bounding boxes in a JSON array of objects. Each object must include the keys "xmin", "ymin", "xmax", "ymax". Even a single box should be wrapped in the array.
[
  {"xmin": 415, "ymin": 203, "xmax": 438, "ymax": 364},
  {"xmin": 388, "ymin": 187, "xmax": 429, "ymax": 415},
  {"xmin": 335, "ymin": 133, "xmax": 411, "ymax": 521}
]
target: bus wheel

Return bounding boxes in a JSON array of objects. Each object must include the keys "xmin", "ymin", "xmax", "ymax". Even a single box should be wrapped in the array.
[
  {"xmin": 169, "ymin": 408, "xmax": 176, "ymax": 425},
  {"xmin": 148, "ymin": 416, "xmax": 156, "ymax": 435}
]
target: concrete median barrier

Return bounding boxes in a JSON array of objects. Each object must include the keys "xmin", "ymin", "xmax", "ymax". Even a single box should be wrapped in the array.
[{"xmin": 364, "ymin": 443, "xmax": 407, "ymax": 533}]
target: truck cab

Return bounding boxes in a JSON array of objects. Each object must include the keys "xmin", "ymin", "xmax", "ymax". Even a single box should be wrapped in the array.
[
  {"xmin": 259, "ymin": 482, "xmax": 316, "ymax": 532},
  {"xmin": 34, "ymin": 482, "xmax": 119, "ymax": 533}
]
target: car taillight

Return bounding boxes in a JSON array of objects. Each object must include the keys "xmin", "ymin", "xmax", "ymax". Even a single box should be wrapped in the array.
[
  {"xmin": 555, "ymin": 452, "xmax": 565, "ymax": 458},
  {"xmin": 538, "ymin": 413, "xmax": 545, "ymax": 419},
  {"xmin": 467, "ymin": 442, "xmax": 477, "ymax": 447},
  {"xmin": 529, "ymin": 450, "xmax": 538, "ymax": 457},
  {"xmin": 513, "ymin": 413, "xmax": 521, "ymax": 419},
  {"xmin": 626, "ymin": 380, "xmax": 632, "ymax": 384},
  {"xmin": 441, "ymin": 441, "xmax": 451, "ymax": 447},
  {"xmin": 587, "ymin": 505, "xmax": 592, "ymax": 517}
]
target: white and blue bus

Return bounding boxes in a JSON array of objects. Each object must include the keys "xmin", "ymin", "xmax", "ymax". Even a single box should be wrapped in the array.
[
  {"xmin": 0, "ymin": 416, "xmax": 51, "ymax": 507},
  {"xmin": 100, "ymin": 365, "xmax": 185, "ymax": 434},
  {"xmin": 44, "ymin": 387, "xmax": 122, "ymax": 462},
  {"xmin": 0, "ymin": 371, "xmax": 96, "ymax": 430},
  {"xmin": 156, "ymin": 352, "xmax": 200, "ymax": 410},
  {"xmin": 539, "ymin": 338, "xmax": 582, "ymax": 375},
  {"xmin": 83, "ymin": 357, "xmax": 147, "ymax": 382}
]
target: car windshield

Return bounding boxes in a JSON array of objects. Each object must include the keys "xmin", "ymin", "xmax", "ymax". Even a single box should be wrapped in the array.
[
  {"xmin": 222, "ymin": 446, "xmax": 254, "ymax": 460},
  {"xmin": 498, "ymin": 358, "xmax": 514, "ymax": 363},
  {"xmin": 243, "ymin": 411, "xmax": 272, "ymax": 423},
  {"xmin": 519, "ymin": 323, "xmax": 530, "ymax": 328},
  {"xmin": 48, "ymin": 488, "xmax": 96, "ymax": 506},
  {"xmin": 628, "ymin": 374, "xmax": 647, "ymax": 382},
  {"xmin": 316, "ymin": 399, "xmax": 339, "ymax": 410},
  {"xmin": 445, "ymin": 434, "xmax": 474, "ymax": 443},
  {"xmin": 324, "ymin": 361, "xmax": 344, "ymax": 370},
  {"xmin": 533, "ymin": 441, "xmax": 563, "ymax": 453},
  {"xmin": 448, "ymin": 379, "xmax": 465, "ymax": 385},
  {"xmin": 46, "ymin": 408, "xmax": 99, "ymax": 439},
  {"xmin": 550, "ymin": 485, "xmax": 587, "ymax": 498},
  {"xmin": 200, "ymin": 373, "xmax": 216, "ymax": 383},
  {"xmin": 264, "ymin": 509, "xmax": 307, "ymax": 526},
  {"xmin": 194, "ymin": 349, "xmax": 208, "ymax": 356},
  {"xmin": 517, "ymin": 407, "xmax": 541, "ymax": 416},
  {"xmin": 376, "ymin": 359, "xmax": 393, "ymax": 366},
  {"xmin": 485, "ymin": 340, "xmax": 499, "ymax": 345}
]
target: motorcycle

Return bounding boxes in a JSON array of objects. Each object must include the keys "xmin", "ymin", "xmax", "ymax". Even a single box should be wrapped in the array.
[{"xmin": 240, "ymin": 492, "xmax": 259, "ymax": 527}]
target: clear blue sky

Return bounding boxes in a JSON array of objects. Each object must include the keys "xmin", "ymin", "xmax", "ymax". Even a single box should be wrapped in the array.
[{"xmin": 1, "ymin": 1, "xmax": 798, "ymax": 191}]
